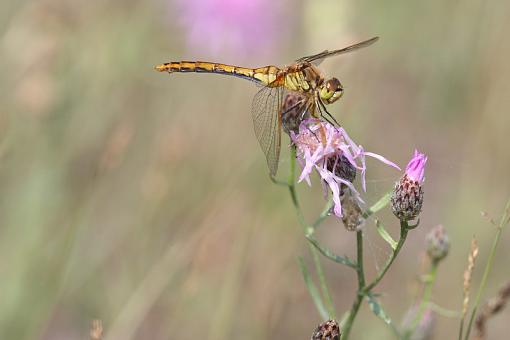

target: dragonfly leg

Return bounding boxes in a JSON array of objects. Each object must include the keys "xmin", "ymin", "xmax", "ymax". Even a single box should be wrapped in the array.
[
  {"xmin": 282, "ymin": 98, "xmax": 306, "ymax": 116},
  {"xmin": 318, "ymin": 99, "xmax": 341, "ymax": 127},
  {"xmin": 303, "ymin": 101, "xmax": 322, "ymax": 142},
  {"xmin": 315, "ymin": 99, "xmax": 339, "ymax": 127}
]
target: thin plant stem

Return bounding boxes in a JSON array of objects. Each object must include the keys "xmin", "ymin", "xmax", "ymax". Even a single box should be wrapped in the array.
[
  {"xmin": 287, "ymin": 146, "xmax": 313, "ymax": 235},
  {"xmin": 313, "ymin": 196, "xmax": 334, "ymax": 229},
  {"xmin": 341, "ymin": 231, "xmax": 365, "ymax": 340},
  {"xmin": 342, "ymin": 220, "xmax": 410, "ymax": 339},
  {"xmin": 310, "ymin": 243, "xmax": 337, "ymax": 320},
  {"xmin": 405, "ymin": 261, "xmax": 438, "ymax": 339},
  {"xmin": 463, "ymin": 198, "xmax": 510, "ymax": 340},
  {"xmin": 286, "ymin": 145, "xmax": 336, "ymax": 319},
  {"xmin": 364, "ymin": 220, "xmax": 409, "ymax": 292},
  {"xmin": 427, "ymin": 302, "xmax": 460, "ymax": 318},
  {"xmin": 459, "ymin": 317, "xmax": 465, "ymax": 340}
]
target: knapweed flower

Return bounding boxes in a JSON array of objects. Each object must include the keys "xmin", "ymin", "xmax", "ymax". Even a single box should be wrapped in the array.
[
  {"xmin": 426, "ymin": 224, "xmax": 450, "ymax": 263},
  {"xmin": 311, "ymin": 319, "xmax": 340, "ymax": 340},
  {"xmin": 391, "ymin": 150, "xmax": 427, "ymax": 221},
  {"xmin": 291, "ymin": 119, "xmax": 400, "ymax": 218}
]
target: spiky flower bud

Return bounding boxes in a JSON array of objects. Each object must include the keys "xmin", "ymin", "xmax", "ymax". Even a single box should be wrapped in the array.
[
  {"xmin": 311, "ymin": 319, "xmax": 340, "ymax": 340},
  {"xmin": 341, "ymin": 192, "xmax": 364, "ymax": 231},
  {"xmin": 391, "ymin": 150, "xmax": 427, "ymax": 221},
  {"xmin": 426, "ymin": 225, "xmax": 450, "ymax": 263}
]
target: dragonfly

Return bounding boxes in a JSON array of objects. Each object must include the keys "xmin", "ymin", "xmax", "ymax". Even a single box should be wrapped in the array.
[{"xmin": 155, "ymin": 36, "xmax": 379, "ymax": 176}]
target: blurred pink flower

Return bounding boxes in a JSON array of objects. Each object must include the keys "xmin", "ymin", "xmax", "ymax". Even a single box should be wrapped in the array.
[
  {"xmin": 173, "ymin": 0, "xmax": 289, "ymax": 57},
  {"xmin": 291, "ymin": 119, "xmax": 400, "ymax": 217}
]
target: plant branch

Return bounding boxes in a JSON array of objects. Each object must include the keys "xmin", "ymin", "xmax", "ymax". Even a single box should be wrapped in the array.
[
  {"xmin": 405, "ymin": 261, "xmax": 438, "ymax": 339},
  {"xmin": 285, "ymin": 146, "xmax": 337, "ymax": 319},
  {"xmin": 341, "ymin": 230, "xmax": 365, "ymax": 339},
  {"xmin": 364, "ymin": 220, "xmax": 409, "ymax": 293}
]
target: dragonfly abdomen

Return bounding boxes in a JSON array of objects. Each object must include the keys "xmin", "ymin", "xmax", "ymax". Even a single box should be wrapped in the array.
[{"xmin": 155, "ymin": 61, "xmax": 281, "ymax": 86}]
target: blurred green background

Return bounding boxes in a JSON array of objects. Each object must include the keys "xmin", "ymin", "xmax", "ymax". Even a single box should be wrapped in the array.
[{"xmin": 1, "ymin": 0, "xmax": 509, "ymax": 339}]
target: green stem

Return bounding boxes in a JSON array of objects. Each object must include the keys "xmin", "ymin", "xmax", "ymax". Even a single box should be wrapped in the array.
[
  {"xmin": 364, "ymin": 220, "xmax": 409, "ymax": 292},
  {"xmin": 286, "ymin": 146, "xmax": 336, "ymax": 319},
  {"xmin": 341, "ymin": 231, "xmax": 365, "ymax": 339},
  {"xmin": 405, "ymin": 261, "xmax": 438, "ymax": 339},
  {"xmin": 463, "ymin": 198, "xmax": 510, "ymax": 340},
  {"xmin": 426, "ymin": 302, "xmax": 459, "ymax": 318},
  {"xmin": 310, "ymin": 243, "xmax": 337, "ymax": 320},
  {"xmin": 313, "ymin": 197, "xmax": 334, "ymax": 229},
  {"xmin": 287, "ymin": 146, "xmax": 313, "ymax": 235}
]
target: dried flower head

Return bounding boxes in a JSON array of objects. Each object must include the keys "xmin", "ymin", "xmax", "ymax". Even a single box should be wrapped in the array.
[
  {"xmin": 327, "ymin": 155, "xmax": 357, "ymax": 190},
  {"xmin": 463, "ymin": 238, "xmax": 479, "ymax": 317},
  {"xmin": 291, "ymin": 119, "xmax": 400, "ymax": 217},
  {"xmin": 475, "ymin": 281, "xmax": 510, "ymax": 340},
  {"xmin": 341, "ymin": 192, "xmax": 364, "ymax": 231},
  {"xmin": 426, "ymin": 224, "xmax": 450, "ymax": 263},
  {"xmin": 391, "ymin": 150, "xmax": 427, "ymax": 221},
  {"xmin": 311, "ymin": 319, "xmax": 340, "ymax": 340}
]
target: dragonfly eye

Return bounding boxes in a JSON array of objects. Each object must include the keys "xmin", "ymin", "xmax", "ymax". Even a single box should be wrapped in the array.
[{"xmin": 320, "ymin": 78, "xmax": 343, "ymax": 104}]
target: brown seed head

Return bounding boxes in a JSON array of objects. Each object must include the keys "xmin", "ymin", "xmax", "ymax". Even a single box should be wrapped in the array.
[
  {"xmin": 341, "ymin": 193, "xmax": 364, "ymax": 231},
  {"xmin": 311, "ymin": 319, "xmax": 341, "ymax": 340},
  {"xmin": 462, "ymin": 238, "xmax": 479, "ymax": 317}
]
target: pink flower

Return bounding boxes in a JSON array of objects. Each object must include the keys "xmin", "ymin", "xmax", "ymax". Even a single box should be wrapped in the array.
[
  {"xmin": 405, "ymin": 149, "xmax": 427, "ymax": 183},
  {"xmin": 391, "ymin": 150, "xmax": 427, "ymax": 221},
  {"xmin": 291, "ymin": 119, "xmax": 400, "ymax": 217},
  {"xmin": 172, "ymin": 0, "xmax": 290, "ymax": 58}
]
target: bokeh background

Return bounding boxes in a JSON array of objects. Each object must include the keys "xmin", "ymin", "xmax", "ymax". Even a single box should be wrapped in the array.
[{"xmin": 1, "ymin": 0, "xmax": 509, "ymax": 339}]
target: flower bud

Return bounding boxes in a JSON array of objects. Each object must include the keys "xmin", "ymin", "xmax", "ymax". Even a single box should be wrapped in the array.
[
  {"xmin": 341, "ymin": 192, "xmax": 364, "ymax": 231},
  {"xmin": 426, "ymin": 225, "xmax": 450, "ymax": 263},
  {"xmin": 391, "ymin": 150, "xmax": 427, "ymax": 221},
  {"xmin": 311, "ymin": 319, "xmax": 340, "ymax": 340}
]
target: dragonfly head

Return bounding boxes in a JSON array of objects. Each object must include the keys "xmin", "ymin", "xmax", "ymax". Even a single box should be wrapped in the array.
[{"xmin": 319, "ymin": 78, "xmax": 343, "ymax": 104}]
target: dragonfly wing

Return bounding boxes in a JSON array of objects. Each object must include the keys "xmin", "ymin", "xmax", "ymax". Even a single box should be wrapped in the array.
[
  {"xmin": 295, "ymin": 36, "xmax": 379, "ymax": 64},
  {"xmin": 252, "ymin": 85, "xmax": 283, "ymax": 176}
]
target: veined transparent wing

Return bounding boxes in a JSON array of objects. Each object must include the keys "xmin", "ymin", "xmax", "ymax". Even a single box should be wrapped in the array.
[
  {"xmin": 251, "ymin": 85, "xmax": 283, "ymax": 176},
  {"xmin": 295, "ymin": 36, "xmax": 379, "ymax": 65}
]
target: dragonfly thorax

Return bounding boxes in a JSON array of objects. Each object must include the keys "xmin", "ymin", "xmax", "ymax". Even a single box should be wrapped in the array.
[{"xmin": 319, "ymin": 77, "xmax": 343, "ymax": 104}]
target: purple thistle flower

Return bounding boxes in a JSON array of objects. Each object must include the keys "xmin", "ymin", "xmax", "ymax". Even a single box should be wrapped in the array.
[
  {"xmin": 405, "ymin": 150, "xmax": 427, "ymax": 183},
  {"xmin": 391, "ymin": 149, "xmax": 428, "ymax": 221},
  {"xmin": 291, "ymin": 119, "xmax": 400, "ymax": 218}
]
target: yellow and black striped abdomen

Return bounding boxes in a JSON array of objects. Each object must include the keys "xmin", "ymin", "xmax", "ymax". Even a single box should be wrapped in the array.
[{"xmin": 155, "ymin": 61, "xmax": 281, "ymax": 86}]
